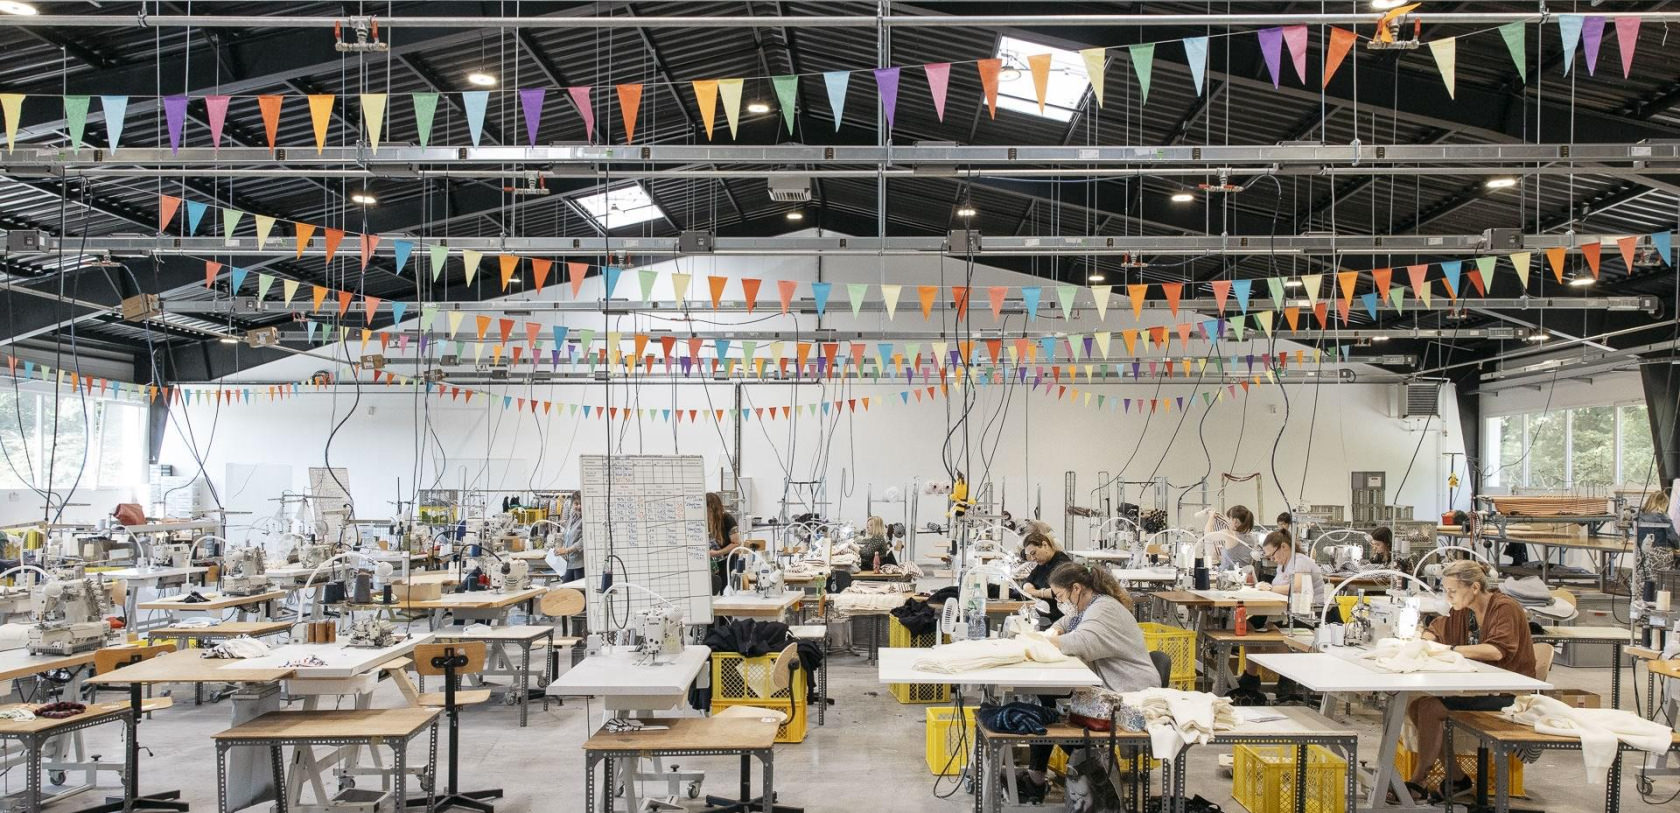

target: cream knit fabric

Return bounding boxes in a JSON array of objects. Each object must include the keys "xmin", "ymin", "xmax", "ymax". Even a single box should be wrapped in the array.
[
  {"xmin": 910, "ymin": 631, "xmax": 1068, "ymax": 673},
  {"xmin": 1501, "ymin": 694, "xmax": 1674, "ymax": 786}
]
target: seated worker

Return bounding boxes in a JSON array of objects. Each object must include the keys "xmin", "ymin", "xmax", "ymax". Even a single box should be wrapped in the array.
[
  {"xmin": 856, "ymin": 516, "xmax": 898, "ymax": 570},
  {"xmin": 1015, "ymin": 562, "xmax": 1160, "ymax": 802},
  {"xmin": 1017, "ymin": 531, "xmax": 1073, "ymax": 628},
  {"xmin": 1369, "ymin": 526, "xmax": 1410, "ymax": 570},
  {"xmin": 1274, "ymin": 512, "xmax": 1293, "ymax": 538},
  {"xmin": 1204, "ymin": 505, "xmax": 1261, "ymax": 571},
  {"xmin": 1404, "ymin": 560, "xmax": 1537, "ymax": 803},
  {"xmin": 1260, "ymin": 529, "xmax": 1326, "ymax": 607}
]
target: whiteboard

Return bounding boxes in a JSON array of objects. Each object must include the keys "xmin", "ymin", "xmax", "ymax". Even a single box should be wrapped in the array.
[{"xmin": 580, "ymin": 455, "xmax": 713, "ymax": 628}]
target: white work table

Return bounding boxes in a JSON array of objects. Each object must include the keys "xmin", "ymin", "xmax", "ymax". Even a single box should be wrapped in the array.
[
  {"xmin": 1108, "ymin": 567, "xmax": 1178, "ymax": 583},
  {"xmin": 103, "ymin": 565, "xmax": 209, "ymax": 582},
  {"xmin": 876, "ymin": 646, "xmax": 1100, "ymax": 691},
  {"xmin": 1188, "ymin": 588, "xmax": 1288, "ymax": 605},
  {"xmin": 236, "ymin": 636, "xmax": 430, "ymax": 681},
  {"xmin": 1249, "ymin": 648, "xmax": 1551, "ymax": 813},
  {"xmin": 546, "ymin": 644, "xmax": 711, "ymax": 714},
  {"xmin": 1075, "ymin": 549, "xmax": 1134, "ymax": 562}
]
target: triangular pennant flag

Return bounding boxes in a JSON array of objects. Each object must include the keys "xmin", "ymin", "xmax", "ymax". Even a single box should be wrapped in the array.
[
  {"xmin": 1027, "ymin": 53, "xmax": 1053, "ymax": 113},
  {"xmin": 770, "ymin": 75, "xmax": 798, "ymax": 134},
  {"xmin": 518, "ymin": 87, "xmax": 547, "ymax": 145},
  {"xmin": 307, "ymin": 94, "xmax": 334, "ymax": 153},
  {"xmin": 1090, "ymin": 285, "xmax": 1111, "ymax": 320},
  {"xmin": 846, "ymin": 283, "xmax": 868, "ymax": 317},
  {"xmin": 1558, "ymin": 15, "xmax": 1584, "ymax": 76},
  {"xmin": 614, "ymin": 84, "xmax": 642, "ymax": 143},
  {"xmin": 229, "ymin": 265, "xmax": 248, "ymax": 292},
  {"xmin": 567, "ymin": 262, "xmax": 587, "ymax": 297},
  {"xmin": 158, "ymin": 195, "xmax": 182, "ymax": 232},
  {"xmin": 1500, "ymin": 23, "xmax": 1527, "ymax": 83},
  {"xmin": 1128, "ymin": 43, "xmax": 1155, "ymax": 105},
  {"xmin": 63, "ymin": 95, "xmax": 89, "ymax": 148},
  {"xmin": 1021, "ymin": 286, "xmax": 1041, "ymax": 320},
  {"xmin": 691, "ymin": 80, "xmax": 719, "ymax": 139},
  {"xmin": 391, "ymin": 240, "xmax": 413, "ymax": 275},
  {"xmin": 337, "ymin": 290, "xmax": 353, "ymax": 317},
  {"xmin": 1256, "ymin": 311, "xmax": 1274, "ymax": 337},
  {"xmin": 322, "ymin": 228, "xmax": 344, "ymax": 263},
  {"xmin": 777, "ymin": 280, "xmax": 798, "ymax": 314},
  {"xmin": 461, "ymin": 90, "xmax": 489, "ymax": 146},
  {"xmin": 1545, "ymin": 247, "xmax": 1567, "ymax": 283},
  {"xmin": 423, "ymin": 244, "xmax": 446, "ymax": 282},
  {"xmin": 1405, "ymin": 263, "xmax": 1430, "ymax": 300},
  {"xmin": 256, "ymin": 273, "xmax": 275, "ymax": 300},
  {"xmin": 918, "ymin": 285, "xmax": 938, "ymax": 320},
  {"xmin": 411, "ymin": 93, "xmax": 439, "ymax": 147},
  {"xmin": 1616, "ymin": 17, "xmax": 1641, "ymax": 79},
  {"xmin": 1370, "ymin": 267, "xmax": 1392, "ymax": 300},
  {"xmin": 1475, "ymin": 255, "xmax": 1498, "ymax": 290},
  {"xmin": 1336, "ymin": 270, "xmax": 1359, "ymax": 306},
  {"xmin": 183, "ymin": 200, "xmax": 208, "ymax": 235},
  {"xmin": 1281, "ymin": 25, "xmax": 1309, "ymax": 84},
  {"xmin": 564, "ymin": 87, "xmax": 597, "ymax": 143},
  {"xmin": 1183, "ymin": 37, "xmax": 1209, "ymax": 96},
  {"xmin": 1324, "ymin": 28, "xmax": 1356, "ymax": 87},
  {"xmin": 635, "ymin": 268, "xmax": 657, "ymax": 302},
  {"xmin": 603, "ymin": 266, "xmax": 624, "ymax": 298},
  {"xmin": 1360, "ymin": 292, "xmax": 1379, "ymax": 322},
  {"xmin": 359, "ymin": 92, "xmax": 387, "ymax": 151},
  {"xmin": 461, "ymin": 249, "xmax": 482, "ymax": 285},
  {"xmin": 1511, "ymin": 251, "xmax": 1532, "ymax": 288},
  {"xmin": 364, "ymin": 295, "xmax": 382, "ymax": 324},
  {"xmin": 100, "ymin": 95, "xmax": 129, "ymax": 151},
  {"xmin": 718, "ymin": 78, "xmax": 744, "ymax": 138},
  {"xmin": 282, "ymin": 279, "xmax": 299, "ymax": 306},
  {"xmin": 1284, "ymin": 307, "xmax": 1300, "ymax": 331},
  {"xmin": 527, "ymin": 257, "xmax": 551, "ymax": 293},
  {"xmin": 255, "ymin": 94, "xmax": 281, "ymax": 149},
  {"xmin": 1266, "ymin": 276, "xmax": 1285, "ymax": 306},
  {"xmin": 822, "ymin": 71, "xmax": 850, "ymax": 130},
  {"xmin": 1389, "ymin": 287, "xmax": 1406, "ymax": 313},
  {"xmin": 1079, "ymin": 49, "xmax": 1106, "ymax": 107},
  {"xmin": 1056, "ymin": 285, "xmax": 1077, "ymax": 320},
  {"xmin": 1301, "ymin": 274, "xmax": 1322, "ymax": 305},
  {"xmin": 1653, "ymin": 231, "xmax": 1673, "ymax": 265},
  {"xmin": 952, "ymin": 286, "xmax": 971, "ymax": 320},
  {"xmin": 358, "ymin": 234, "xmax": 380, "ymax": 271},
  {"xmin": 1441, "ymin": 260, "xmax": 1463, "ymax": 298},
  {"xmin": 1428, "ymin": 37, "xmax": 1457, "ymax": 99},
  {"xmin": 1583, "ymin": 16, "xmax": 1606, "ymax": 76},
  {"xmin": 988, "ymin": 286, "xmax": 1008, "ymax": 320},
  {"xmin": 500, "ymin": 254, "xmax": 520, "ymax": 290},
  {"xmin": 1125, "ymin": 284, "xmax": 1147, "ymax": 320},
  {"xmin": 881, "ymin": 284, "xmax": 902, "ymax": 320},
  {"xmin": 203, "ymin": 260, "xmax": 221, "ymax": 289},
  {"xmin": 250, "ymin": 214, "xmax": 275, "ymax": 248},
  {"xmin": 1231, "ymin": 279, "xmax": 1253, "ymax": 314},
  {"xmin": 1258, "ymin": 28, "xmax": 1285, "ymax": 87},
  {"xmin": 1210, "ymin": 280, "xmax": 1232, "ymax": 314},
  {"xmin": 977, "ymin": 58, "xmax": 1001, "ymax": 118},
  {"xmin": 162, "ymin": 94, "xmax": 187, "ymax": 153},
  {"xmin": 390, "ymin": 301, "xmax": 407, "ymax": 326},
  {"xmin": 1618, "ymin": 235, "xmax": 1639, "ymax": 272},
  {"xmin": 811, "ymin": 281, "xmax": 833, "ymax": 316}
]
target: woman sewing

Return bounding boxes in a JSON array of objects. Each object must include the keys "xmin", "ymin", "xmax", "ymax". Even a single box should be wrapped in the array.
[
  {"xmin": 1259, "ymin": 529, "xmax": 1326, "ymax": 606},
  {"xmin": 705, "ymin": 493, "xmax": 742, "ymax": 595},
  {"xmin": 1017, "ymin": 531, "xmax": 1073, "ymax": 627},
  {"xmin": 1403, "ymin": 560, "xmax": 1536, "ymax": 803},
  {"xmin": 1204, "ymin": 505, "xmax": 1262, "ymax": 572},
  {"xmin": 856, "ymin": 516, "xmax": 897, "ymax": 571},
  {"xmin": 1012, "ymin": 562, "xmax": 1160, "ymax": 802}
]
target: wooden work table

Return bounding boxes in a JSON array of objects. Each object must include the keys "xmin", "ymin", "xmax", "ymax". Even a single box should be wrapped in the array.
[
  {"xmin": 85, "ymin": 650, "xmax": 294, "ymax": 687},
  {"xmin": 138, "ymin": 590, "xmax": 286, "ymax": 612},
  {"xmin": 212, "ymin": 707, "xmax": 440, "ymax": 741},
  {"xmin": 0, "ymin": 649, "xmax": 97, "ymax": 683},
  {"xmin": 149, "ymin": 621, "xmax": 293, "ymax": 640}
]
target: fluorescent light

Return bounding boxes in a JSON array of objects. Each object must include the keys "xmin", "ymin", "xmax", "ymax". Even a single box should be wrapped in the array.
[
  {"xmin": 508, "ymin": 277, "xmax": 522, "ymax": 286},
  {"xmin": 1284, "ymin": 279, "xmax": 1303, "ymax": 288},
  {"xmin": 1170, "ymin": 192, "xmax": 1195, "ymax": 203},
  {"xmin": 1370, "ymin": 0, "xmax": 1406, "ymax": 9},
  {"xmin": 574, "ymin": 184, "xmax": 666, "ymax": 228},
  {"xmin": 956, "ymin": 206, "xmax": 977, "ymax": 218},
  {"xmin": 350, "ymin": 191, "xmax": 377, "ymax": 206},
  {"xmin": 747, "ymin": 102, "xmax": 771, "ymax": 114},
  {"xmin": 0, "ymin": 2, "xmax": 38, "ymax": 16},
  {"xmin": 467, "ymin": 71, "xmax": 497, "ymax": 87},
  {"xmin": 1568, "ymin": 275, "xmax": 1595, "ymax": 287},
  {"xmin": 1527, "ymin": 333, "xmax": 1551, "ymax": 342},
  {"xmin": 785, "ymin": 211, "xmax": 804, "ymax": 221},
  {"xmin": 218, "ymin": 337, "xmax": 238, "ymax": 344},
  {"xmin": 1485, "ymin": 177, "xmax": 1518, "ymax": 189},
  {"xmin": 994, "ymin": 36, "xmax": 1086, "ymax": 122},
  {"xmin": 1371, "ymin": 335, "xmax": 1390, "ymax": 342},
  {"xmin": 1087, "ymin": 273, "xmax": 1107, "ymax": 282}
]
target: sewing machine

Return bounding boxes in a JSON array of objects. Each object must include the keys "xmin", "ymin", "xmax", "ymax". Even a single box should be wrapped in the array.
[
  {"xmin": 28, "ymin": 576, "xmax": 117, "ymax": 656},
  {"xmin": 153, "ymin": 540, "xmax": 194, "ymax": 570},
  {"xmin": 636, "ymin": 605, "xmax": 686, "ymax": 660},
  {"xmin": 293, "ymin": 540, "xmax": 335, "ymax": 570},
  {"xmin": 344, "ymin": 618, "xmax": 402, "ymax": 648},
  {"xmin": 491, "ymin": 558, "xmax": 531, "ymax": 592},
  {"xmin": 219, "ymin": 546, "xmax": 269, "ymax": 596}
]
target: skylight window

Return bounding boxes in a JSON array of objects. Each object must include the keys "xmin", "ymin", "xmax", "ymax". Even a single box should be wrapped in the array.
[
  {"xmin": 995, "ymin": 36, "xmax": 1088, "ymax": 122},
  {"xmin": 574, "ymin": 184, "xmax": 666, "ymax": 228}
]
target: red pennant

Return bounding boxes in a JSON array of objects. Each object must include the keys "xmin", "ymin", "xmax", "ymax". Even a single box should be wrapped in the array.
[
  {"xmin": 741, "ymin": 278, "xmax": 762, "ymax": 313},
  {"xmin": 1311, "ymin": 302, "xmax": 1328, "ymax": 328},
  {"xmin": 1468, "ymin": 270, "xmax": 1488, "ymax": 297},
  {"xmin": 951, "ymin": 286, "xmax": 970, "ymax": 320},
  {"xmin": 497, "ymin": 318, "xmax": 514, "ymax": 344}
]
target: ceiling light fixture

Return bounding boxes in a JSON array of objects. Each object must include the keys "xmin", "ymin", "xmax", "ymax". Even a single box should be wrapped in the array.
[
  {"xmin": 350, "ymin": 191, "xmax": 377, "ymax": 206},
  {"xmin": 467, "ymin": 71, "xmax": 497, "ymax": 87},
  {"xmin": 1485, "ymin": 177, "xmax": 1518, "ymax": 189},
  {"xmin": 956, "ymin": 206, "xmax": 977, "ymax": 218},
  {"xmin": 1371, "ymin": 335, "xmax": 1390, "ymax": 342},
  {"xmin": 1568, "ymin": 274, "xmax": 1595, "ymax": 287},
  {"xmin": 746, "ymin": 102, "xmax": 771, "ymax": 114},
  {"xmin": 1087, "ymin": 272, "xmax": 1107, "ymax": 282},
  {"xmin": 1527, "ymin": 333, "xmax": 1552, "ymax": 342},
  {"xmin": 218, "ymin": 336, "xmax": 238, "ymax": 344},
  {"xmin": 1284, "ymin": 279, "xmax": 1303, "ymax": 288},
  {"xmin": 1370, "ymin": 0, "xmax": 1406, "ymax": 9},
  {"xmin": 785, "ymin": 211, "xmax": 804, "ymax": 221},
  {"xmin": 0, "ymin": 2, "xmax": 38, "ymax": 16},
  {"xmin": 1170, "ymin": 192, "xmax": 1195, "ymax": 203}
]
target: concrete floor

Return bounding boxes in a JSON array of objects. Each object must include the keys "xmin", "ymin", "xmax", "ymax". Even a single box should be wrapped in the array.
[{"xmin": 5, "ymin": 643, "xmax": 1676, "ymax": 813}]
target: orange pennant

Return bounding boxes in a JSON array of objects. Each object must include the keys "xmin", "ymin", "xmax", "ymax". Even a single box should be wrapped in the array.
[
  {"xmin": 499, "ymin": 254, "xmax": 520, "ymax": 290},
  {"xmin": 1337, "ymin": 269, "xmax": 1359, "ymax": 305},
  {"xmin": 1312, "ymin": 302, "xmax": 1329, "ymax": 328},
  {"xmin": 203, "ymin": 260, "xmax": 221, "ymax": 288},
  {"xmin": 1406, "ymin": 263, "xmax": 1429, "ymax": 297},
  {"xmin": 1284, "ymin": 306, "xmax": 1300, "ymax": 331},
  {"xmin": 1127, "ymin": 284, "xmax": 1147, "ymax": 320},
  {"xmin": 294, "ymin": 222, "xmax": 316, "ymax": 258},
  {"xmin": 1619, "ymin": 235, "xmax": 1639, "ymax": 271},
  {"xmin": 1210, "ymin": 280, "xmax": 1231, "ymax": 313},
  {"xmin": 708, "ymin": 276, "xmax": 728, "ymax": 309},
  {"xmin": 692, "ymin": 80, "xmax": 720, "ymax": 139},
  {"xmin": 1545, "ymin": 246, "xmax": 1567, "ymax": 283},
  {"xmin": 336, "ymin": 290, "xmax": 353, "ymax": 317},
  {"xmin": 951, "ymin": 286, "xmax": 970, "ymax": 319},
  {"xmin": 988, "ymin": 286, "xmax": 1007, "ymax": 320},
  {"xmin": 498, "ymin": 318, "xmax": 514, "ymax": 344},
  {"xmin": 1582, "ymin": 242, "xmax": 1601, "ymax": 278},
  {"xmin": 531, "ymin": 258, "xmax": 552, "ymax": 292},
  {"xmin": 1371, "ymin": 267, "xmax": 1393, "ymax": 299},
  {"xmin": 1324, "ymin": 27, "xmax": 1356, "ymax": 87},
  {"xmin": 918, "ymin": 285, "xmax": 938, "ymax": 320},
  {"xmin": 311, "ymin": 285, "xmax": 328, "ymax": 312},
  {"xmin": 359, "ymin": 234, "xmax": 379, "ymax": 271},
  {"xmin": 257, "ymin": 95, "xmax": 283, "ymax": 150},
  {"xmin": 159, "ymin": 195, "xmax": 182, "ymax": 231},
  {"xmin": 617, "ymin": 84, "xmax": 643, "ymax": 143},
  {"xmin": 307, "ymin": 94, "xmax": 334, "ymax": 154},
  {"xmin": 363, "ymin": 295, "xmax": 381, "ymax": 324},
  {"xmin": 568, "ymin": 262, "xmax": 587, "ymax": 297},
  {"xmin": 475, "ymin": 315, "xmax": 491, "ymax": 340},
  {"xmin": 1161, "ymin": 282, "xmax": 1183, "ymax": 316},
  {"xmin": 1027, "ymin": 53, "xmax": 1053, "ymax": 113},
  {"xmin": 741, "ymin": 278, "xmax": 762, "ymax": 313},
  {"xmin": 976, "ymin": 58, "xmax": 1002, "ymax": 118},
  {"xmin": 323, "ymin": 228, "xmax": 344, "ymax": 264}
]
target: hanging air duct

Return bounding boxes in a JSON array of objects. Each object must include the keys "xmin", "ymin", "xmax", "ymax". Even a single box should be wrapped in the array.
[{"xmin": 768, "ymin": 176, "xmax": 812, "ymax": 202}]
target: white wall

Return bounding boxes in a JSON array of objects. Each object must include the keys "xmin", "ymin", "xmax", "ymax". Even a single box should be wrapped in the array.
[{"xmin": 157, "ymin": 241, "xmax": 1468, "ymax": 547}]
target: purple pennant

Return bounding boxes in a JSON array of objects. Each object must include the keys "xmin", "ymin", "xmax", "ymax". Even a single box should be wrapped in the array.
[
  {"xmin": 162, "ymin": 95, "xmax": 188, "ymax": 154},
  {"xmin": 1258, "ymin": 28, "xmax": 1284, "ymax": 88},
  {"xmin": 1582, "ymin": 16, "xmax": 1606, "ymax": 76},
  {"xmin": 873, "ymin": 67, "xmax": 901, "ymax": 130},
  {"xmin": 518, "ymin": 88, "xmax": 547, "ymax": 146}
]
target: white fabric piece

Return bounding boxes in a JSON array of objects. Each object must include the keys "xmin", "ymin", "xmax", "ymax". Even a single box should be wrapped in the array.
[
  {"xmin": 202, "ymin": 636, "xmax": 272, "ymax": 660},
  {"xmin": 1118, "ymin": 687, "xmax": 1237, "ymax": 759},
  {"xmin": 910, "ymin": 631, "xmax": 1067, "ymax": 673},
  {"xmin": 1501, "ymin": 694, "xmax": 1674, "ymax": 786},
  {"xmin": 825, "ymin": 592, "xmax": 910, "ymax": 617},
  {"xmin": 1359, "ymin": 637, "xmax": 1473, "ymax": 673}
]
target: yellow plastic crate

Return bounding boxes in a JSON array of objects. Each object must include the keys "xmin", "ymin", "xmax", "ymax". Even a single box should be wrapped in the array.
[
  {"xmin": 709, "ymin": 653, "xmax": 809, "ymax": 743},
  {"xmin": 1232, "ymin": 744, "xmax": 1347, "ymax": 813},
  {"xmin": 1138, "ymin": 622, "xmax": 1197, "ymax": 683},
  {"xmin": 1395, "ymin": 743, "xmax": 1523, "ymax": 797},
  {"xmin": 925, "ymin": 706, "xmax": 977, "ymax": 775},
  {"xmin": 889, "ymin": 616, "xmax": 950, "ymax": 704}
]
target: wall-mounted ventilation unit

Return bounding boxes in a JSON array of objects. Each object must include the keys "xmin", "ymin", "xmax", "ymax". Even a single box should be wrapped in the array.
[{"xmin": 1402, "ymin": 380, "xmax": 1442, "ymax": 418}]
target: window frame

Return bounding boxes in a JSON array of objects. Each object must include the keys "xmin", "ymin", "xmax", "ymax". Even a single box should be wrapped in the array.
[{"xmin": 1483, "ymin": 399, "xmax": 1654, "ymax": 491}]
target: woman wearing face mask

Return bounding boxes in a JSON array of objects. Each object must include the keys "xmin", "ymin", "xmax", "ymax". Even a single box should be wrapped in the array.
[
  {"xmin": 1401, "ymin": 560, "xmax": 1536, "ymax": 803},
  {"xmin": 1017, "ymin": 531, "xmax": 1073, "ymax": 627},
  {"xmin": 1012, "ymin": 562, "xmax": 1159, "ymax": 801}
]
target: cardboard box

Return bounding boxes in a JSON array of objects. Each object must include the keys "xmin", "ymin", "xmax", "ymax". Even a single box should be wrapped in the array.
[
  {"xmin": 1547, "ymin": 689, "xmax": 1601, "ymax": 709},
  {"xmin": 391, "ymin": 581, "xmax": 443, "ymax": 602}
]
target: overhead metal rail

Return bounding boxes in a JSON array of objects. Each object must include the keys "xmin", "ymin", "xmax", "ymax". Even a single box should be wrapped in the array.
[
  {"xmin": 5, "ymin": 143, "xmax": 1679, "ymax": 169},
  {"xmin": 7, "ymin": 12, "xmax": 1680, "ymax": 30},
  {"xmin": 15, "ymin": 233, "xmax": 1668, "ymax": 259},
  {"xmin": 179, "ymin": 367, "xmax": 1405, "ymax": 387}
]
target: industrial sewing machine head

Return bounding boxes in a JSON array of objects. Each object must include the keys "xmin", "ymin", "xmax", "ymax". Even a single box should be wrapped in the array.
[
  {"xmin": 220, "ymin": 546, "xmax": 269, "ymax": 596},
  {"xmin": 635, "ymin": 605, "xmax": 686, "ymax": 660},
  {"xmin": 491, "ymin": 558, "xmax": 531, "ymax": 592},
  {"xmin": 294, "ymin": 539, "xmax": 335, "ymax": 570},
  {"xmin": 28, "ymin": 576, "xmax": 117, "ymax": 656},
  {"xmin": 344, "ymin": 618, "xmax": 401, "ymax": 648}
]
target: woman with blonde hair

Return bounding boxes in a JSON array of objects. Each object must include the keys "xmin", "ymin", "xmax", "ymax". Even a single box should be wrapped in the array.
[{"xmin": 856, "ymin": 515, "xmax": 896, "ymax": 570}]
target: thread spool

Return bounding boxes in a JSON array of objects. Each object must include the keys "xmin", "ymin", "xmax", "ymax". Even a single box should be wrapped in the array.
[{"xmin": 1658, "ymin": 590, "xmax": 1673, "ymax": 613}]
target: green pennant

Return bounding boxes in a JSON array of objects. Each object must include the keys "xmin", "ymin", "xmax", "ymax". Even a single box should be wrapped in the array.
[
  {"xmin": 222, "ymin": 207, "xmax": 244, "ymax": 238},
  {"xmin": 1231, "ymin": 315, "xmax": 1246, "ymax": 341},
  {"xmin": 63, "ymin": 96, "xmax": 89, "ymax": 148},
  {"xmin": 256, "ymin": 273, "xmax": 275, "ymax": 300},
  {"xmin": 637, "ymin": 268, "xmax": 658, "ymax": 301},
  {"xmin": 1499, "ymin": 23, "xmax": 1526, "ymax": 83},
  {"xmin": 1056, "ymin": 284, "xmax": 1077, "ymax": 320},
  {"xmin": 771, "ymin": 75, "xmax": 799, "ymax": 134},
  {"xmin": 1388, "ymin": 287, "xmax": 1406, "ymax": 314},
  {"xmin": 1475, "ymin": 255, "xmax": 1498, "ymax": 290},
  {"xmin": 420, "ymin": 305, "xmax": 438, "ymax": 331},
  {"xmin": 847, "ymin": 283, "xmax": 868, "ymax": 317},
  {"xmin": 1266, "ymin": 276, "xmax": 1285, "ymax": 307},
  {"xmin": 428, "ymin": 244, "xmax": 448, "ymax": 282},
  {"xmin": 1128, "ymin": 43, "xmax": 1155, "ymax": 105},
  {"xmin": 412, "ymin": 93, "xmax": 440, "ymax": 148}
]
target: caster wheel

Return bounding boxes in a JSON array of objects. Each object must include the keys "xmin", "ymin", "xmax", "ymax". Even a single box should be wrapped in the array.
[
  {"xmin": 1639, "ymin": 777, "xmax": 1653, "ymax": 795},
  {"xmin": 615, "ymin": 786, "xmax": 625, "ymax": 798},
  {"xmin": 687, "ymin": 781, "xmax": 701, "ymax": 799},
  {"xmin": 502, "ymin": 693, "xmax": 517, "ymax": 707},
  {"xmin": 49, "ymin": 771, "xmax": 66, "ymax": 786}
]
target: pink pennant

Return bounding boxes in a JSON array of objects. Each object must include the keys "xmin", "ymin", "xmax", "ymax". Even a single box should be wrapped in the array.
[
  {"xmin": 567, "ymin": 86, "xmax": 595, "ymax": 141},
  {"xmin": 777, "ymin": 280, "xmax": 798, "ymax": 314},
  {"xmin": 203, "ymin": 95, "xmax": 230, "ymax": 149},
  {"xmin": 1616, "ymin": 17, "xmax": 1641, "ymax": 78},
  {"xmin": 924, "ymin": 63, "xmax": 951, "ymax": 122},
  {"xmin": 1282, "ymin": 25, "xmax": 1309, "ymax": 84}
]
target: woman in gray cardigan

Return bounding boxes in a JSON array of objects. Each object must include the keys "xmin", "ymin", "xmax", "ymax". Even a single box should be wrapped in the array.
[{"xmin": 1014, "ymin": 561, "xmax": 1160, "ymax": 800}]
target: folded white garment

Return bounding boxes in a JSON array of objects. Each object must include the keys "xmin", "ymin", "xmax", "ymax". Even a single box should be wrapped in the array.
[
  {"xmin": 1359, "ymin": 637, "xmax": 1473, "ymax": 673},
  {"xmin": 1501, "ymin": 694, "xmax": 1674, "ymax": 786},
  {"xmin": 1118, "ymin": 687, "xmax": 1237, "ymax": 760},
  {"xmin": 910, "ymin": 631, "xmax": 1067, "ymax": 673},
  {"xmin": 824, "ymin": 592, "xmax": 910, "ymax": 617}
]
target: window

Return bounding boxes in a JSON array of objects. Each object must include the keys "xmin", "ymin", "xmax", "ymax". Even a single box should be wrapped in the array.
[
  {"xmin": 573, "ymin": 185, "xmax": 665, "ymax": 229},
  {"xmin": 0, "ymin": 387, "xmax": 147, "ymax": 494},
  {"xmin": 1483, "ymin": 401, "xmax": 1657, "ymax": 491},
  {"xmin": 995, "ymin": 36, "xmax": 1088, "ymax": 122}
]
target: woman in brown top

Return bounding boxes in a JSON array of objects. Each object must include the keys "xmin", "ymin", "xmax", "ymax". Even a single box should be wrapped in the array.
[{"xmin": 1404, "ymin": 560, "xmax": 1537, "ymax": 801}]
